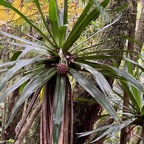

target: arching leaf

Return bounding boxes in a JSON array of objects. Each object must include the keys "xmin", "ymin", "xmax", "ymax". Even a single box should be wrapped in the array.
[{"xmin": 69, "ymin": 68, "xmax": 120, "ymax": 123}]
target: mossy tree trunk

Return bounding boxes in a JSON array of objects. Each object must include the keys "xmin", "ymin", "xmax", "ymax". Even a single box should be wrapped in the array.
[{"xmin": 73, "ymin": 0, "xmax": 131, "ymax": 143}]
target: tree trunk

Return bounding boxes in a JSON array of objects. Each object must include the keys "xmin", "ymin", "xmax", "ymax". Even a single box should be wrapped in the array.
[
  {"xmin": 73, "ymin": 0, "xmax": 130, "ymax": 143},
  {"xmin": 134, "ymin": 1, "xmax": 144, "ymax": 57},
  {"xmin": 120, "ymin": 1, "xmax": 137, "ymax": 143}
]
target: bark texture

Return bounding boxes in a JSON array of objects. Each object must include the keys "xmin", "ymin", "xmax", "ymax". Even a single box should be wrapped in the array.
[
  {"xmin": 96, "ymin": 0, "xmax": 130, "ymax": 65},
  {"xmin": 120, "ymin": 1, "xmax": 137, "ymax": 144},
  {"xmin": 134, "ymin": 1, "xmax": 144, "ymax": 56}
]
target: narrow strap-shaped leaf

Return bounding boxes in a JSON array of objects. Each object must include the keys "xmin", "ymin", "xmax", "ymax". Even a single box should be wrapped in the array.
[
  {"xmin": 78, "ymin": 118, "xmax": 135, "ymax": 142},
  {"xmin": 0, "ymin": 67, "xmax": 46, "ymax": 102},
  {"xmin": 78, "ymin": 124, "xmax": 112, "ymax": 137},
  {"xmin": 85, "ymin": 60, "xmax": 144, "ymax": 93},
  {"xmin": 63, "ymin": 0, "xmax": 68, "ymax": 24},
  {"xmin": 33, "ymin": 0, "xmax": 50, "ymax": 31},
  {"xmin": 76, "ymin": 55, "xmax": 122, "ymax": 61},
  {"xmin": 7, "ymin": 68, "xmax": 56, "ymax": 125},
  {"xmin": 91, "ymin": 118, "xmax": 135, "ymax": 143},
  {"xmin": 71, "ymin": 2, "xmax": 92, "ymax": 32},
  {"xmin": 33, "ymin": 0, "xmax": 58, "ymax": 48},
  {"xmin": 53, "ymin": 75, "xmax": 66, "ymax": 144},
  {"xmin": 123, "ymin": 60, "xmax": 143, "ymax": 109},
  {"xmin": 9, "ymin": 26, "xmax": 58, "ymax": 53},
  {"xmin": 0, "ymin": 61, "xmax": 15, "ymax": 68},
  {"xmin": 0, "ymin": 40, "xmax": 56, "ymax": 56},
  {"xmin": 69, "ymin": 68, "xmax": 120, "ymax": 122},
  {"xmin": 0, "ymin": 74, "xmax": 30, "ymax": 102},
  {"xmin": 16, "ymin": 45, "xmax": 48, "ymax": 60},
  {"xmin": 0, "ymin": 58, "xmax": 44, "ymax": 91},
  {"xmin": 71, "ymin": 14, "xmax": 121, "ymax": 53},
  {"xmin": 75, "ymin": 46, "xmax": 139, "ymax": 55},
  {"xmin": 131, "ymin": 85, "xmax": 142, "ymax": 110},
  {"xmin": 0, "ymin": 41, "xmax": 48, "ymax": 54},
  {"xmin": 0, "ymin": 31, "xmax": 44, "ymax": 48},
  {"xmin": 75, "ymin": 62, "xmax": 113, "ymax": 98},
  {"xmin": 59, "ymin": 25, "xmax": 67, "ymax": 48},
  {"xmin": 0, "ymin": 0, "xmax": 56, "ymax": 48},
  {"xmin": 124, "ymin": 57, "xmax": 144, "ymax": 71},
  {"xmin": 0, "ymin": 31, "xmax": 56, "ymax": 55},
  {"xmin": 49, "ymin": 0, "xmax": 60, "ymax": 46},
  {"xmin": 63, "ymin": 0, "xmax": 109, "ymax": 52},
  {"xmin": 10, "ymin": 51, "xmax": 22, "ymax": 61},
  {"xmin": 120, "ymin": 81, "xmax": 140, "ymax": 111},
  {"xmin": 110, "ymin": 66, "xmax": 144, "ymax": 93}
]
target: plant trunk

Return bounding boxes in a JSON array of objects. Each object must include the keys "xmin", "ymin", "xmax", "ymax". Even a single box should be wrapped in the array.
[
  {"xmin": 73, "ymin": 0, "xmax": 130, "ymax": 143},
  {"xmin": 134, "ymin": 2, "xmax": 144, "ymax": 55}
]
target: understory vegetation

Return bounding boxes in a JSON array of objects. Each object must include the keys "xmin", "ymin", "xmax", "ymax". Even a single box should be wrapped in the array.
[{"xmin": 0, "ymin": 0, "xmax": 143, "ymax": 144}]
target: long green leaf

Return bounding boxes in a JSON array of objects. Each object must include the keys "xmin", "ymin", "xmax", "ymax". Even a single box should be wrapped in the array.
[
  {"xmin": 71, "ymin": 14, "xmax": 121, "ymax": 53},
  {"xmin": 0, "ymin": 58, "xmax": 44, "ymax": 91},
  {"xmin": 0, "ymin": 61, "xmax": 15, "ymax": 68},
  {"xmin": 86, "ymin": 60, "xmax": 144, "ymax": 93},
  {"xmin": 78, "ymin": 118, "xmax": 135, "ymax": 143},
  {"xmin": 0, "ymin": 74, "xmax": 31, "ymax": 102},
  {"xmin": 63, "ymin": 0, "xmax": 68, "ymax": 24},
  {"xmin": 7, "ymin": 68, "xmax": 56, "ymax": 126},
  {"xmin": 78, "ymin": 124, "xmax": 111, "ymax": 137},
  {"xmin": 120, "ymin": 81, "xmax": 140, "ymax": 111},
  {"xmin": 0, "ymin": 0, "xmax": 56, "ymax": 48},
  {"xmin": 0, "ymin": 67, "xmax": 46, "ymax": 102},
  {"xmin": 16, "ymin": 44, "xmax": 50, "ymax": 60},
  {"xmin": 111, "ymin": 67, "xmax": 144, "ymax": 93},
  {"xmin": 33, "ymin": 0, "xmax": 58, "ymax": 47},
  {"xmin": 70, "ymin": 68, "xmax": 120, "ymax": 122},
  {"xmin": 91, "ymin": 118, "xmax": 135, "ymax": 143},
  {"xmin": 0, "ymin": 31, "xmax": 56, "ymax": 55},
  {"xmin": 76, "ymin": 55, "xmax": 122, "ymax": 60},
  {"xmin": 63, "ymin": 0, "xmax": 109, "ymax": 52},
  {"xmin": 75, "ymin": 62, "xmax": 113, "ymax": 98},
  {"xmin": 124, "ymin": 57, "xmax": 144, "ymax": 71},
  {"xmin": 59, "ymin": 25, "xmax": 67, "ymax": 48},
  {"xmin": 53, "ymin": 75, "xmax": 66, "ymax": 144},
  {"xmin": 131, "ymin": 84, "xmax": 142, "ymax": 110},
  {"xmin": 58, "ymin": 6, "xmax": 67, "ymax": 47},
  {"xmin": 124, "ymin": 60, "xmax": 143, "ymax": 109},
  {"xmin": 0, "ymin": 40, "xmax": 54, "ymax": 57},
  {"xmin": 0, "ymin": 31, "xmax": 44, "ymax": 48},
  {"xmin": 71, "ymin": 2, "xmax": 92, "ymax": 31},
  {"xmin": 75, "ymin": 48, "xmax": 138, "ymax": 56},
  {"xmin": 10, "ymin": 51, "xmax": 22, "ymax": 61},
  {"xmin": 49, "ymin": 0, "xmax": 60, "ymax": 46}
]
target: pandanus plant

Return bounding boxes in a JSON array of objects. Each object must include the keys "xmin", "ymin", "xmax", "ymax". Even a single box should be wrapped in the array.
[{"xmin": 0, "ymin": 0, "xmax": 144, "ymax": 143}]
